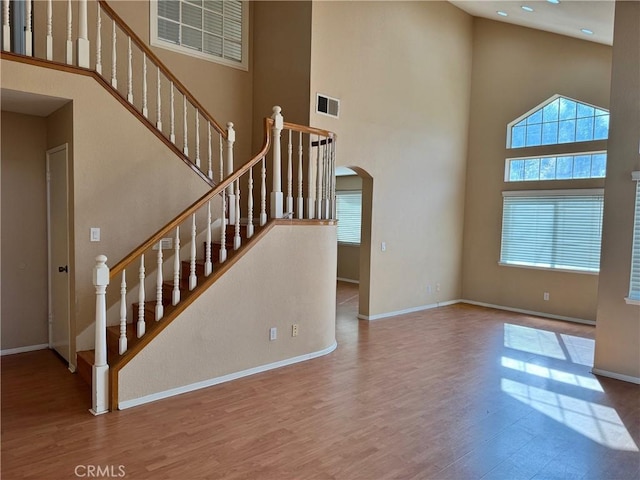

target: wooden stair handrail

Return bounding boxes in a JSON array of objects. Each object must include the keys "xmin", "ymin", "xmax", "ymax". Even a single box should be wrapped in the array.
[
  {"xmin": 98, "ymin": 0, "xmax": 227, "ymax": 137},
  {"xmin": 109, "ymin": 116, "xmax": 273, "ymax": 279},
  {"xmin": 283, "ymin": 122, "xmax": 336, "ymax": 140},
  {"xmin": 0, "ymin": 51, "xmax": 215, "ymax": 187}
]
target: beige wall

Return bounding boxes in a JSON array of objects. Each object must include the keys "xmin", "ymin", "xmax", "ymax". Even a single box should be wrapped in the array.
[
  {"xmin": 336, "ymin": 175, "xmax": 362, "ymax": 282},
  {"xmin": 118, "ymin": 223, "xmax": 337, "ymax": 405},
  {"xmin": 594, "ymin": 1, "xmax": 640, "ymax": 381},
  {"xmin": 1, "ymin": 112, "xmax": 49, "ymax": 350},
  {"xmin": 462, "ymin": 19, "xmax": 612, "ymax": 321},
  {"xmin": 2, "ymin": 60, "xmax": 212, "ymax": 358},
  {"xmin": 310, "ymin": 1, "xmax": 473, "ymax": 318}
]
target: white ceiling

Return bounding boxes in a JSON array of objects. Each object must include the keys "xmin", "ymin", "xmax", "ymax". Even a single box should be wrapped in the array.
[
  {"xmin": 1, "ymin": 89, "xmax": 70, "ymax": 117},
  {"xmin": 449, "ymin": 0, "xmax": 615, "ymax": 46}
]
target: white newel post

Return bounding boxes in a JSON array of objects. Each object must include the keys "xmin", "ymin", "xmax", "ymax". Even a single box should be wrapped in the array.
[
  {"xmin": 2, "ymin": 0, "xmax": 10, "ymax": 52},
  {"xmin": 226, "ymin": 122, "xmax": 236, "ymax": 224},
  {"xmin": 91, "ymin": 255, "xmax": 110, "ymax": 416},
  {"xmin": 76, "ymin": 0, "xmax": 90, "ymax": 67},
  {"xmin": 270, "ymin": 106, "xmax": 284, "ymax": 219}
]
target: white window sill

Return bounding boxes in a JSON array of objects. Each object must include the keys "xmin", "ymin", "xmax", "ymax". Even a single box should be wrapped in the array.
[
  {"xmin": 498, "ymin": 262, "xmax": 599, "ymax": 276},
  {"xmin": 624, "ymin": 297, "xmax": 640, "ymax": 306}
]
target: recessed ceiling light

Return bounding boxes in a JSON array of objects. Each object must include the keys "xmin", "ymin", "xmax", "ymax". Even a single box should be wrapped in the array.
[
  {"xmin": 581, "ymin": 28, "xmax": 594, "ymax": 35},
  {"xmin": 497, "ymin": 10, "xmax": 508, "ymax": 17},
  {"xmin": 547, "ymin": 0, "xmax": 560, "ymax": 4},
  {"xmin": 521, "ymin": 5, "xmax": 534, "ymax": 12}
]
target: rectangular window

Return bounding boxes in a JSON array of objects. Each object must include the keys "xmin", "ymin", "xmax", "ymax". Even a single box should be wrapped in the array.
[
  {"xmin": 151, "ymin": 0, "xmax": 247, "ymax": 70},
  {"xmin": 626, "ymin": 172, "xmax": 640, "ymax": 304},
  {"xmin": 336, "ymin": 191, "xmax": 362, "ymax": 245},
  {"xmin": 505, "ymin": 152, "xmax": 607, "ymax": 182},
  {"xmin": 500, "ymin": 189, "xmax": 604, "ymax": 273}
]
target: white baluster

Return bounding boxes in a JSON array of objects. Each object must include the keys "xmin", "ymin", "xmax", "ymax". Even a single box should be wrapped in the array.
[
  {"xmin": 119, "ymin": 270, "xmax": 127, "ymax": 355},
  {"xmin": 316, "ymin": 137, "xmax": 323, "ymax": 219},
  {"xmin": 260, "ymin": 157, "xmax": 267, "ymax": 226},
  {"xmin": 323, "ymin": 138, "xmax": 329, "ymax": 219},
  {"xmin": 91, "ymin": 255, "xmax": 109, "ymax": 416},
  {"xmin": 142, "ymin": 53, "xmax": 148, "ymax": 118},
  {"xmin": 24, "ymin": 0, "xmax": 32, "ymax": 56},
  {"xmin": 156, "ymin": 67, "xmax": 162, "ymax": 130},
  {"xmin": 155, "ymin": 242, "xmax": 163, "ymax": 321},
  {"xmin": 226, "ymin": 123, "xmax": 236, "ymax": 224},
  {"xmin": 95, "ymin": 6, "xmax": 102, "ymax": 74},
  {"xmin": 195, "ymin": 110, "xmax": 201, "ymax": 168},
  {"xmin": 234, "ymin": 179, "xmax": 241, "ymax": 250},
  {"xmin": 189, "ymin": 214, "xmax": 196, "ymax": 291},
  {"xmin": 287, "ymin": 129, "xmax": 293, "ymax": 216},
  {"xmin": 307, "ymin": 136, "xmax": 315, "ymax": 219},
  {"xmin": 207, "ymin": 123, "xmax": 213, "ymax": 180},
  {"xmin": 137, "ymin": 255, "xmax": 145, "ymax": 338},
  {"xmin": 2, "ymin": 0, "xmax": 10, "ymax": 52},
  {"xmin": 219, "ymin": 191, "xmax": 228, "ymax": 263},
  {"xmin": 77, "ymin": 0, "xmax": 89, "ymax": 67},
  {"xmin": 297, "ymin": 131, "xmax": 304, "ymax": 219},
  {"xmin": 330, "ymin": 136, "xmax": 337, "ymax": 219},
  {"xmin": 183, "ymin": 96, "xmax": 189, "ymax": 156},
  {"xmin": 271, "ymin": 106, "xmax": 284, "ymax": 219},
  {"xmin": 111, "ymin": 21, "xmax": 117, "ymax": 88},
  {"xmin": 247, "ymin": 167, "xmax": 254, "ymax": 238},
  {"xmin": 46, "ymin": 0, "xmax": 53, "ymax": 60},
  {"xmin": 204, "ymin": 201, "xmax": 212, "ymax": 276},
  {"xmin": 172, "ymin": 226, "xmax": 180, "ymax": 306},
  {"xmin": 169, "ymin": 82, "xmax": 175, "ymax": 143},
  {"xmin": 127, "ymin": 37, "xmax": 133, "ymax": 103},
  {"xmin": 219, "ymin": 132, "xmax": 224, "ymax": 183},
  {"xmin": 66, "ymin": 0, "xmax": 72, "ymax": 64}
]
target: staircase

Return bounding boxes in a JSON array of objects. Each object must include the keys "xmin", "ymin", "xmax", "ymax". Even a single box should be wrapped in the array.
[{"xmin": 2, "ymin": 0, "xmax": 338, "ymax": 414}]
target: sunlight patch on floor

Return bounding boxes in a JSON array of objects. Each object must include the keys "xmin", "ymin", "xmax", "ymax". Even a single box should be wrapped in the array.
[
  {"xmin": 502, "ymin": 378, "xmax": 638, "ymax": 452},
  {"xmin": 501, "ymin": 356, "xmax": 603, "ymax": 392}
]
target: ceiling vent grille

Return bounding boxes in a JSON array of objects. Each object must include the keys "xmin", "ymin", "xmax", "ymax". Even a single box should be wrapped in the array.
[{"xmin": 316, "ymin": 93, "xmax": 340, "ymax": 118}]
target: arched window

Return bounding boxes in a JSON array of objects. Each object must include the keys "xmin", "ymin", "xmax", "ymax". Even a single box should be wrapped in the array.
[{"xmin": 500, "ymin": 95, "xmax": 609, "ymax": 273}]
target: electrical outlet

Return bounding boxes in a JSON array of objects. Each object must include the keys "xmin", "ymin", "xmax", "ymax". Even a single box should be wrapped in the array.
[
  {"xmin": 292, "ymin": 324, "xmax": 299, "ymax": 337},
  {"xmin": 269, "ymin": 327, "xmax": 277, "ymax": 341},
  {"xmin": 543, "ymin": 292, "xmax": 550, "ymax": 301},
  {"xmin": 381, "ymin": 242, "xmax": 386, "ymax": 252}
]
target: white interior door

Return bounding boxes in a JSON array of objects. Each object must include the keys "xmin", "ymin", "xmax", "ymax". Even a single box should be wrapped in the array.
[{"xmin": 47, "ymin": 144, "xmax": 70, "ymax": 364}]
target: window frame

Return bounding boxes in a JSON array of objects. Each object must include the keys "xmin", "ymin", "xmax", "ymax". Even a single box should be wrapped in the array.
[
  {"xmin": 625, "ymin": 171, "xmax": 640, "ymax": 305},
  {"xmin": 336, "ymin": 190, "xmax": 362, "ymax": 246},
  {"xmin": 499, "ymin": 189, "xmax": 604, "ymax": 274},
  {"xmin": 150, "ymin": 0, "xmax": 249, "ymax": 71},
  {"xmin": 504, "ymin": 151, "xmax": 608, "ymax": 182}
]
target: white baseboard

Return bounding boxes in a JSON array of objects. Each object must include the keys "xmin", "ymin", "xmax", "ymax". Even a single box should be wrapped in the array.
[
  {"xmin": 118, "ymin": 341, "xmax": 338, "ymax": 410},
  {"xmin": 1, "ymin": 343, "xmax": 49, "ymax": 356},
  {"xmin": 461, "ymin": 300, "xmax": 596, "ymax": 326},
  {"xmin": 337, "ymin": 277, "xmax": 359, "ymax": 284},
  {"xmin": 591, "ymin": 368, "xmax": 640, "ymax": 385},
  {"xmin": 358, "ymin": 300, "xmax": 461, "ymax": 321}
]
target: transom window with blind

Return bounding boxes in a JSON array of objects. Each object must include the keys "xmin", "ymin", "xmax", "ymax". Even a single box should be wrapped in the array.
[
  {"xmin": 626, "ymin": 172, "xmax": 640, "ymax": 305},
  {"xmin": 336, "ymin": 191, "xmax": 362, "ymax": 245},
  {"xmin": 151, "ymin": 0, "xmax": 247, "ymax": 70},
  {"xmin": 500, "ymin": 95, "xmax": 608, "ymax": 273}
]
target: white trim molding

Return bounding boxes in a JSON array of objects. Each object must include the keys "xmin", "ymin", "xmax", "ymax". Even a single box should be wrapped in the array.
[
  {"xmin": 118, "ymin": 341, "xmax": 338, "ymax": 410},
  {"xmin": 358, "ymin": 300, "xmax": 461, "ymax": 321},
  {"xmin": 337, "ymin": 277, "xmax": 359, "ymax": 284},
  {"xmin": 462, "ymin": 300, "xmax": 596, "ymax": 326},
  {"xmin": 1, "ymin": 344, "xmax": 49, "ymax": 356},
  {"xmin": 592, "ymin": 368, "xmax": 640, "ymax": 385}
]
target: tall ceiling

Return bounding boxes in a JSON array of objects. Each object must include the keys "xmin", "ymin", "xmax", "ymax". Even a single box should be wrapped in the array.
[{"xmin": 449, "ymin": 0, "xmax": 615, "ymax": 46}]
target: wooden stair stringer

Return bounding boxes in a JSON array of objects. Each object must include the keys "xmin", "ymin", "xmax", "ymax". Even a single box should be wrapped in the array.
[{"xmin": 109, "ymin": 219, "xmax": 282, "ymax": 410}]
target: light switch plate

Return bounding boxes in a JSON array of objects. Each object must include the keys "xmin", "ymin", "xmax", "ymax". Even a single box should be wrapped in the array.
[{"xmin": 90, "ymin": 228, "xmax": 101, "ymax": 242}]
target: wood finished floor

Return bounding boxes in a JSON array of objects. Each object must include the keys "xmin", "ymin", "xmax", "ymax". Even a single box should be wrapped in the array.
[{"xmin": 2, "ymin": 282, "xmax": 639, "ymax": 479}]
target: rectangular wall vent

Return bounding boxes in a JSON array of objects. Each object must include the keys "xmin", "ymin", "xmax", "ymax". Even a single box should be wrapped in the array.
[
  {"xmin": 153, "ymin": 238, "xmax": 173, "ymax": 250},
  {"xmin": 316, "ymin": 93, "xmax": 340, "ymax": 118}
]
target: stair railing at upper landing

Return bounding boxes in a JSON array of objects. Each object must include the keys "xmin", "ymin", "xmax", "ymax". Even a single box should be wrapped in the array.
[
  {"xmin": 92, "ymin": 106, "xmax": 337, "ymax": 414},
  {"xmin": 1, "ymin": 0, "xmax": 232, "ymax": 185}
]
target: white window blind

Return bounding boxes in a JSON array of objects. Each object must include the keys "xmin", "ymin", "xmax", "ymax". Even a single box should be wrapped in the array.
[
  {"xmin": 500, "ymin": 189, "xmax": 604, "ymax": 273},
  {"xmin": 627, "ymin": 172, "xmax": 640, "ymax": 303},
  {"xmin": 336, "ymin": 191, "xmax": 361, "ymax": 244}
]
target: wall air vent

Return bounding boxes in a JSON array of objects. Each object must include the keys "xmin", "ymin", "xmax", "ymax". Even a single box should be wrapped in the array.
[{"xmin": 316, "ymin": 93, "xmax": 340, "ymax": 118}]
